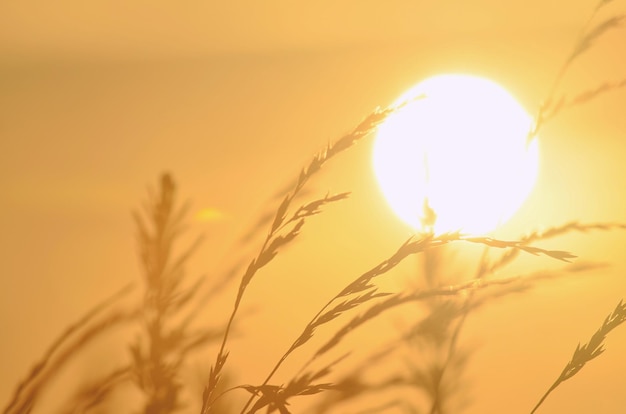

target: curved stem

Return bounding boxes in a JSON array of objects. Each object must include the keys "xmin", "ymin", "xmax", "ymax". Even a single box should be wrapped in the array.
[
  {"xmin": 530, "ymin": 383, "xmax": 559, "ymax": 414},
  {"xmin": 239, "ymin": 296, "xmax": 337, "ymax": 414}
]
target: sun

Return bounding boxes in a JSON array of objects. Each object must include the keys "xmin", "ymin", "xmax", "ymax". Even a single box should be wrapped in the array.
[{"xmin": 373, "ymin": 74, "xmax": 539, "ymax": 235}]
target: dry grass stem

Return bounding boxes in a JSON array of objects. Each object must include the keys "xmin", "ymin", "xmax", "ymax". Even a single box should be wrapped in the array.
[
  {"xmin": 489, "ymin": 221, "xmax": 626, "ymax": 274},
  {"xmin": 56, "ymin": 366, "xmax": 132, "ymax": 414},
  {"xmin": 202, "ymin": 106, "xmax": 400, "ymax": 413},
  {"xmin": 530, "ymin": 299, "xmax": 626, "ymax": 413},
  {"xmin": 7, "ymin": 310, "xmax": 137, "ymax": 414},
  {"xmin": 530, "ymin": 0, "xmax": 624, "ymax": 141},
  {"xmin": 132, "ymin": 173, "xmax": 218, "ymax": 414},
  {"xmin": 5, "ymin": 2, "xmax": 626, "ymax": 412},
  {"xmin": 238, "ymin": 229, "xmax": 579, "ymax": 412},
  {"xmin": 2, "ymin": 284, "xmax": 135, "ymax": 414}
]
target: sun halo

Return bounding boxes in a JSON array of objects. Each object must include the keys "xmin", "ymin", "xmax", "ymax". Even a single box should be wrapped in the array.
[{"xmin": 373, "ymin": 74, "xmax": 540, "ymax": 235}]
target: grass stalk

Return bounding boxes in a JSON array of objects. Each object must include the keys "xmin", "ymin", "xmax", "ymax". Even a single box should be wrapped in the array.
[{"xmin": 530, "ymin": 299, "xmax": 626, "ymax": 413}]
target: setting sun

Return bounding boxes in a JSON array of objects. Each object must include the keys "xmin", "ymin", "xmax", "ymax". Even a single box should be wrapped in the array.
[
  {"xmin": 4, "ymin": 1, "xmax": 626, "ymax": 413},
  {"xmin": 373, "ymin": 74, "xmax": 540, "ymax": 234}
]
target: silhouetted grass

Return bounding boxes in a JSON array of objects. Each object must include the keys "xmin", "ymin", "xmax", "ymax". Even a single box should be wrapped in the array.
[
  {"xmin": 3, "ymin": 0, "xmax": 626, "ymax": 413},
  {"xmin": 530, "ymin": 299, "xmax": 626, "ymax": 413},
  {"xmin": 2, "ymin": 285, "xmax": 136, "ymax": 414}
]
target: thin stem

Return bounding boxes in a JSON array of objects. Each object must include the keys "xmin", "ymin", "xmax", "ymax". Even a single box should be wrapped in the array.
[
  {"xmin": 238, "ymin": 295, "xmax": 338, "ymax": 414},
  {"xmin": 204, "ymin": 107, "xmax": 398, "ymax": 413},
  {"xmin": 530, "ymin": 383, "xmax": 559, "ymax": 414},
  {"xmin": 428, "ymin": 246, "xmax": 489, "ymax": 414},
  {"xmin": 2, "ymin": 284, "xmax": 134, "ymax": 414}
]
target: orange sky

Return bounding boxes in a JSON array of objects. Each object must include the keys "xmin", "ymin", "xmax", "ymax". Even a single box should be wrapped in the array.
[
  {"xmin": 1, "ymin": 1, "xmax": 626, "ymax": 413},
  {"xmin": 0, "ymin": 1, "xmax": 598, "ymax": 59}
]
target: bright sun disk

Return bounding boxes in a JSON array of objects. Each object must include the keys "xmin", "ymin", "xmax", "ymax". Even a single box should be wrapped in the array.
[{"xmin": 373, "ymin": 74, "xmax": 539, "ymax": 235}]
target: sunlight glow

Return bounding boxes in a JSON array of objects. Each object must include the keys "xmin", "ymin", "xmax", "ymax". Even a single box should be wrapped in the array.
[
  {"xmin": 373, "ymin": 74, "xmax": 539, "ymax": 234},
  {"xmin": 196, "ymin": 207, "xmax": 226, "ymax": 222}
]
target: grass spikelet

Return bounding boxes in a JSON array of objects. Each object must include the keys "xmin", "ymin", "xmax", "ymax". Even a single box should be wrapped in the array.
[
  {"xmin": 241, "ymin": 355, "xmax": 349, "ymax": 414},
  {"xmin": 291, "ymin": 192, "xmax": 351, "ymax": 221},
  {"xmin": 488, "ymin": 221, "xmax": 626, "ymax": 274},
  {"xmin": 4, "ymin": 2, "xmax": 626, "ymax": 411},
  {"xmin": 57, "ymin": 366, "xmax": 131, "ymax": 414},
  {"xmin": 530, "ymin": 1, "xmax": 624, "ymax": 140},
  {"xmin": 201, "ymin": 352, "xmax": 229, "ymax": 414},
  {"xmin": 7, "ymin": 309, "xmax": 137, "ymax": 414},
  {"xmin": 566, "ymin": 15, "xmax": 624, "ymax": 66},
  {"xmin": 311, "ymin": 268, "xmax": 590, "ymax": 375},
  {"xmin": 530, "ymin": 299, "xmax": 626, "ymax": 413},
  {"xmin": 2, "ymin": 285, "xmax": 134, "ymax": 414},
  {"xmin": 242, "ymin": 382, "xmax": 335, "ymax": 414},
  {"xmin": 239, "ymin": 230, "xmax": 583, "ymax": 412},
  {"xmin": 565, "ymin": 78, "xmax": 626, "ymax": 107},
  {"xmin": 315, "ymin": 294, "xmax": 412, "ymax": 360},
  {"xmin": 237, "ymin": 234, "xmax": 444, "ymax": 412},
  {"xmin": 462, "ymin": 236, "xmax": 576, "ymax": 262},
  {"xmin": 202, "ymin": 107, "xmax": 399, "ymax": 412},
  {"xmin": 337, "ymin": 235, "xmax": 443, "ymax": 298},
  {"xmin": 132, "ymin": 173, "xmax": 214, "ymax": 414}
]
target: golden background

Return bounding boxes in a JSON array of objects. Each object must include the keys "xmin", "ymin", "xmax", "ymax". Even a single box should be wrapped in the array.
[{"xmin": 1, "ymin": 1, "xmax": 626, "ymax": 412}]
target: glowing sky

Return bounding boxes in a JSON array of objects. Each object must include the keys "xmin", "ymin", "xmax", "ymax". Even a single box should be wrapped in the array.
[
  {"xmin": 0, "ymin": 1, "xmax": 595, "ymax": 59},
  {"xmin": 1, "ymin": 1, "xmax": 626, "ymax": 413}
]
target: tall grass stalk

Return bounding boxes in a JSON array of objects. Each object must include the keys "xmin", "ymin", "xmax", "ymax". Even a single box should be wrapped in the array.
[{"xmin": 3, "ymin": 1, "xmax": 626, "ymax": 413}]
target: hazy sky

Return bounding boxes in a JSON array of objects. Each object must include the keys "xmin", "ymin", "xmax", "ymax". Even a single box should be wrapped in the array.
[
  {"xmin": 1, "ymin": 1, "xmax": 626, "ymax": 413},
  {"xmin": 0, "ymin": 0, "xmax": 594, "ymax": 59}
]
